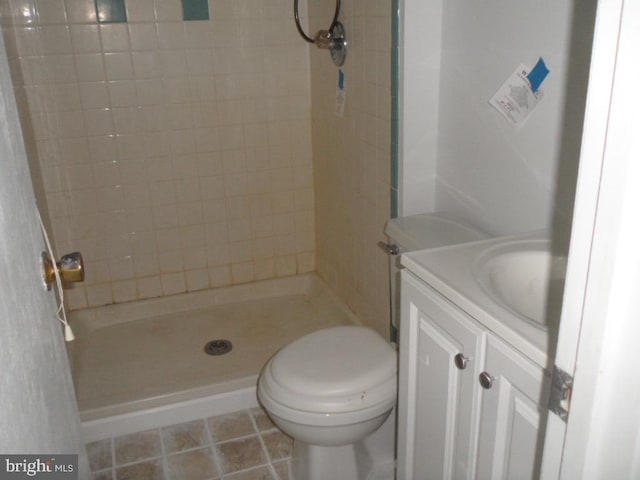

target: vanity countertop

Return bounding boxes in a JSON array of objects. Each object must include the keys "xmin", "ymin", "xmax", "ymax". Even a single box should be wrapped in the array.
[{"xmin": 401, "ymin": 231, "xmax": 559, "ymax": 367}]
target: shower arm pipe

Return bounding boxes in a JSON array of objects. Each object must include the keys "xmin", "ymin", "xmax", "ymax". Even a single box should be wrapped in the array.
[
  {"xmin": 294, "ymin": 0, "xmax": 341, "ymax": 44},
  {"xmin": 294, "ymin": 0, "xmax": 347, "ymax": 66}
]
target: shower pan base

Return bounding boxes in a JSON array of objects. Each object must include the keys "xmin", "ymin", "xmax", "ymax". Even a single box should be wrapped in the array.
[{"xmin": 68, "ymin": 273, "xmax": 360, "ymax": 432}]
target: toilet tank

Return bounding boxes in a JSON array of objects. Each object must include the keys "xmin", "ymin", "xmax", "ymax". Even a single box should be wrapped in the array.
[{"xmin": 383, "ymin": 213, "xmax": 489, "ymax": 340}]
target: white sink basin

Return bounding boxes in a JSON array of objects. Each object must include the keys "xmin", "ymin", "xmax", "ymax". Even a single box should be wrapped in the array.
[{"xmin": 473, "ymin": 243, "xmax": 567, "ymax": 329}]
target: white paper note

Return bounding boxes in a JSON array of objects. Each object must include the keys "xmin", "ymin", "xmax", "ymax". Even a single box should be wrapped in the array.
[{"xmin": 489, "ymin": 64, "xmax": 543, "ymax": 129}]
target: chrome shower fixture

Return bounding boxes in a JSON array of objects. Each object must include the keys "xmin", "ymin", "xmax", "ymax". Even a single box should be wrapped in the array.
[{"xmin": 294, "ymin": 0, "xmax": 347, "ymax": 67}]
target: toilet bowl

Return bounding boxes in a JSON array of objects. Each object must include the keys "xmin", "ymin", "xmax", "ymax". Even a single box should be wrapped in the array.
[
  {"xmin": 258, "ymin": 326, "xmax": 397, "ymax": 479},
  {"xmin": 258, "ymin": 213, "xmax": 490, "ymax": 479}
]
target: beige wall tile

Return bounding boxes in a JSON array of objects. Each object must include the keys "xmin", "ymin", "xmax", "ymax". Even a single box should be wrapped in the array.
[{"xmin": 310, "ymin": 0, "xmax": 392, "ymax": 337}]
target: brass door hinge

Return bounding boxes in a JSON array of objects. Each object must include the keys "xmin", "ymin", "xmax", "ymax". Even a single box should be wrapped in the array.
[{"xmin": 548, "ymin": 365, "xmax": 573, "ymax": 422}]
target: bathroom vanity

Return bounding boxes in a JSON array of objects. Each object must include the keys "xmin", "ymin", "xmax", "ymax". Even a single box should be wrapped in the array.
[{"xmin": 396, "ymin": 232, "xmax": 565, "ymax": 479}]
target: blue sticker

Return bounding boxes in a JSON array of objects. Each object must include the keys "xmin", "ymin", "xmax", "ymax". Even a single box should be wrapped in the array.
[
  {"xmin": 338, "ymin": 68, "xmax": 345, "ymax": 90},
  {"xmin": 527, "ymin": 57, "xmax": 549, "ymax": 93}
]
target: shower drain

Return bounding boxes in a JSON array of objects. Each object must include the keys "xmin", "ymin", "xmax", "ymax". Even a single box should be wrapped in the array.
[{"xmin": 204, "ymin": 339, "xmax": 233, "ymax": 356}]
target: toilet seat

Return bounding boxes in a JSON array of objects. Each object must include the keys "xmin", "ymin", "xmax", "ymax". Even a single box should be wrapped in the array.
[{"xmin": 258, "ymin": 326, "xmax": 397, "ymax": 417}]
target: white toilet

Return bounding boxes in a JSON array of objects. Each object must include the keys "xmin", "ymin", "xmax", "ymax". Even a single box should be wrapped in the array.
[{"xmin": 257, "ymin": 213, "xmax": 488, "ymax": 480}]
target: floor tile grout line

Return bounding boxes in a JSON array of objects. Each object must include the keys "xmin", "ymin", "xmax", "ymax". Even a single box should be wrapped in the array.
[
  {"xmin": 254, "ymin": 408, "xmax": 294, "ymax": 477},
  {"xmin": 110, "ymin": 454, "xmax": 165, "ymax": 469},
  {"xmin": 203, "ymin": 413, "xmax": 225, "ymax": 479},
  {"xmin": 249, "ymin": 408, "xmax": 282, "ymax": 480},
  {"xmin": 220, "ymin": 462, "xmax": 278, "ymax": 479},
  {"xmin": 157, "ymin": 425, "xmax": 170, "ymax": 480},
  {"xmin": 110, "ymin": 428, "xmax": 166, "ymax": 469},
  {"xmin": 215, "ymin": 431, "xmax": 265, "ymax": 445},
  {"xmin": 109, "ymin": 437, "xmax": 115, "ymax": 479},
  {"xmin": 162, "ymin": 442, "xmax": 216, "ymax": 457},
  {"xmin": 90, "ymin": 465, "xmax": 115, "ymax": 480}
]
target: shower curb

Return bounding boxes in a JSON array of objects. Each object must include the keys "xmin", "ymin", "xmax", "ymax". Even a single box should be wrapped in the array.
[{"xmin": 81, "ymin": 385, "xmax": 258, "ymax": 443}]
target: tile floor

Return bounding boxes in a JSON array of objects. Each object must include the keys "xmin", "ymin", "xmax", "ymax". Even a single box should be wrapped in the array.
[{"xmin": 86, "ymin": 407, "xmax": 293, "ymax": 480}]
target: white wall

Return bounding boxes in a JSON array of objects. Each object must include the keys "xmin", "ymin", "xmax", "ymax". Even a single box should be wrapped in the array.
[
  {"xmin": 401, "ymin": 0, "xmax": 596, "ymax": 237},
  {"xmin": 399, "ymin": 0, "xmax": 442, "ymax": 216}
]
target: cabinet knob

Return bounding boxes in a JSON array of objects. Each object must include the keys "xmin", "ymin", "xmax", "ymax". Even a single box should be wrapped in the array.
[
  {"xmin": 454, "ymin": 353, "xmax": 469, "ymax": 370},
  {"xmin": 479, "ymin": 372, "xmax": 494, "ymax": 389}
]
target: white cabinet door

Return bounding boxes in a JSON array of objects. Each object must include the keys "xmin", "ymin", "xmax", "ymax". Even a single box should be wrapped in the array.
[
  {"xmin": 476, "ymin": 335, "xmax": 551, "ymax": 480},
  {"xmin": 398, "ymin": 271, "xmax": 486, "ymax": 480}
]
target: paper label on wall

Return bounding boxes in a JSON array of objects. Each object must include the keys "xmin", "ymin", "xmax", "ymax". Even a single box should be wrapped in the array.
[
  {"xmin": 489, "ymin": 64, "xmax": 544, "ymax": 129},
  {"xmin": 335, "ymin": 68, "xmax": 346, "ymax": 117}
]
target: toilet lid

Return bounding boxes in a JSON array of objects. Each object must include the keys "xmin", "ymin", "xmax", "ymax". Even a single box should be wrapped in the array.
[{"xmin": 260, "ymin": 326, "xmax": 397, "ymax": 413}]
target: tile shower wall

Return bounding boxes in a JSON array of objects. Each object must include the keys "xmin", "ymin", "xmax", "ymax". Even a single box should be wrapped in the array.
[
  {"xmin": 309, "ymin": 0, "xmax": 392, "ymax": 337},
  {"xmin": 3, "ymin": 0, "xmax": 315, "ymax": 309}
]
